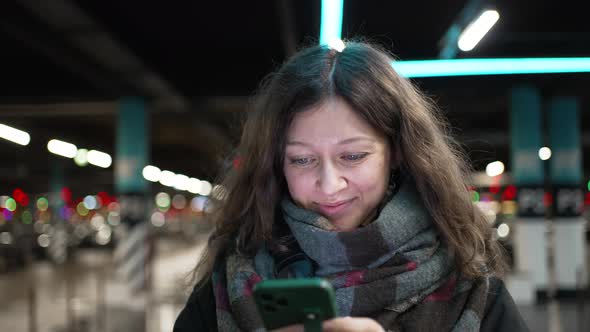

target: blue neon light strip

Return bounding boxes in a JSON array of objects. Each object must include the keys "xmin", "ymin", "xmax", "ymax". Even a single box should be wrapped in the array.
[
  {"xmin": 318, "ymin": 1, "xmax": 589, "ymax": 78},
  {"xmin": 393, "ymin": 57, "xmax": 590, "ymax": 78},
  {"xmin": 320, "ymin": 0, "xmax": 343, "ymax": 45}
]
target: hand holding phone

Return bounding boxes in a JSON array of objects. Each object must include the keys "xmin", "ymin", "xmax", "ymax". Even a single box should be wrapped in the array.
[{"xmin": 253, "ymin": 278, "xmax": 337, "ymax": 332}]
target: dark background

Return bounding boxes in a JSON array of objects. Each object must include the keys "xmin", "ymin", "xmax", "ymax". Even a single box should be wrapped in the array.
[{"xmin": 1, "ymin": 0, "xmax": 588, "ymax": 195}]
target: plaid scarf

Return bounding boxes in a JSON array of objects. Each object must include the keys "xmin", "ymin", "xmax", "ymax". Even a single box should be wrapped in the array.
[{"xmin": 213, "ymin": 182, "xmax": 490, "ymax": 331}]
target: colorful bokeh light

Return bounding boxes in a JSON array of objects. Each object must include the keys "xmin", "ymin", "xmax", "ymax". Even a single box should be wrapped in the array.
[
  {"xmin": 13, "ymin": 188, "xmax": 29, "ymax": 206},
  {"xmin": 5, "ymin": 198, "xmax": 17, "ymax": 212},
  {"xmin": 37, "ymin": 197, "xmax": 49, "ymax": 211},
  {"xmin": 22, "ymin": 210, "xmax": 33, "ymax": 224},
  {"xmin": 77, "ymin": 202, "xmax": 89, "ymax": 216},
  {"xmin": 61, "ymin": 187, "xmax": 72, "ymax": 204},
  {"xmin": 470, "ymin": 190, "xmax": 480, "ymax": 202}
]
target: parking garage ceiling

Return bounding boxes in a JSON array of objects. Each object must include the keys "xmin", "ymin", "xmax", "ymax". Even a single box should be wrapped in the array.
[{"xmin": 0, "ymin": 0, "xmax": 589, "ymax": 194}]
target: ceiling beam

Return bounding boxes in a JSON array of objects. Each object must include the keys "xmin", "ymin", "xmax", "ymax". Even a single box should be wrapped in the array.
[
  {"xmin": 0, "ymin": 102, "xmax": 117, "ymax": 117},
  {"xmin": 14, "ymin": 0, "xmax": 188, "ymax": 112},
  {"xmin": 0, "ymin": 16, "xmax": 127, "ymax": 97}
]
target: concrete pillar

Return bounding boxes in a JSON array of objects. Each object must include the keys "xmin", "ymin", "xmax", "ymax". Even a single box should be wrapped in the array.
[
  {"xmin": 547, "ymin": 96, "xmax": 587, "ymax": 294},
  {"xmin": 510, "ymin": 85, "xmax": 548, "ymax": 295}
]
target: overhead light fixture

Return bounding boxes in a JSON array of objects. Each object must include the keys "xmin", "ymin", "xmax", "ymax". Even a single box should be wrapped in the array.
[
  {"xmin": 328, "ymin": 39, "xmax": 346, "ymax": 52},
  {"xmin": 486, "ymin": 161, "xmax": 505, "ymax": 177},
  {"xmin": 199, "ymin": 181, "xmax": 213, "ymax": 196},
  {"xmin": 320, "ymin": 0, "xmax": 343, "ymax": 46},
  {"xmin": 458, "ymin": 9, "xmax": 500, "ymax": 52},
  {"xmin": 87, "ymin": 150, "xmax": 112, "ymax": 168},
  {"xmin": 0, "ymin": 123, "xmax": 30, "ymax": 146},
  {"xmin": 538, "ymin": 147, "xmax": 552, "ymax": 161},
  {"xmin": 173, "ymin": 174, "xmax": 190, "ymax": 191},
  {"xmin": 188, "ymin": 178, "xmax": 202, "ymax": 194},
  {"xmin": 47, "ymin": 139, "xmax": 77, "ymax": 158},
  {"xmin": 74, "ymin": 149, "xmax": 89, "ymax": 166},
  {"xmin": 159, "ymin": 170, "xmax": 176, "ymax": 187},
  {"xmin": 142, "ymin": 165, "xmax": 161, "ymax": 182},
  {"xmin": 393, "ymin": 57, "xmax": 590, "ymax": 78}
]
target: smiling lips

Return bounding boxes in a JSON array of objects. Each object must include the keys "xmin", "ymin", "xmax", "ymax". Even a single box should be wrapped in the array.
[{"xmin": 316, "ymin": 198, "xmax": 355, "ymax": 217}]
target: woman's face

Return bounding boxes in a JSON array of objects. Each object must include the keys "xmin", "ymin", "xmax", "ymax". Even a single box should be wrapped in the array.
[{"xmin": 283, "ymin": 97, "xmax": 392, "ymax": 231}]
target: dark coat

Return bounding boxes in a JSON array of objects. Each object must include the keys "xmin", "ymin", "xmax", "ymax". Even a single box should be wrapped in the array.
[{"xmin": 173, "ymin": 277, "xmax": 529, "ymax": 331}]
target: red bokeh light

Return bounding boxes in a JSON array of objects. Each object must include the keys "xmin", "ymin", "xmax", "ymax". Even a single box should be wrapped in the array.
[
  {"xmin": 489, "ymin": 185, "xmax": 501, "ymax": 194},
  {"xmin": 543, "ymin": 192, "xmax": 553, "ymax": 207},
  {"xmin": 13, "ymin": 188, "xmax": 29, "ymax": 206},
  {"xmin": 501, "ymin": 185, "xmax": 517, "ymax": 201},
  {"xmin": 61, "ymin": 187, "xmax": 72, "ymax": 203},
  {"xmin": 97, "ymin": 192, "xmax": 112, "ymax": 206}
]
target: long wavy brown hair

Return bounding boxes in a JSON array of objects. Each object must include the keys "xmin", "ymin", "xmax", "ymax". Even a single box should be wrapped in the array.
[{"xmin": 192, "ymin": 40, "xmax": 507, "ymax": 286}]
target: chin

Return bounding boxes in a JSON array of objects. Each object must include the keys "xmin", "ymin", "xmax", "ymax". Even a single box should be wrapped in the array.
[{"xmin": 330, "ymin": 219, "xmax": 360, "ymax": 232}]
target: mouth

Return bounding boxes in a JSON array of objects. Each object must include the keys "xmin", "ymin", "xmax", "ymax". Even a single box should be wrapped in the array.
[{"xmin": 315, "ymin": 198, "xmax": 355, "ymax": 217}]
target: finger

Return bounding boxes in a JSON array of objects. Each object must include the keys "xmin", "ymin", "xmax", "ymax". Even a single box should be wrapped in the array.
[
  {"xmin": 271, "ymin": 324, "xmax": 305, "ymax": 332},
  {"xmin": 323, "ymin": 317, "xmax": 385, "ymax": 332},
  {"xmin": 322, "ymin": 317, "xmax": 354, "ymax": 331}
]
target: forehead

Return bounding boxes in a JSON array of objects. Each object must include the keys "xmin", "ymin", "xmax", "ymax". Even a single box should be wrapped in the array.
[{"xmin": 286, "ymin": 98, "xmax": 382, "ymax": 142}]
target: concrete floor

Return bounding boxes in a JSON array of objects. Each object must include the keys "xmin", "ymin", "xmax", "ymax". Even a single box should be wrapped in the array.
[
  {"xmin": 0, "ymin": 235, "xmax": 205, "ymax": 332},
  {"xmin": 0, "ymin": 236, "xmax": 588, "ymax": 332}
]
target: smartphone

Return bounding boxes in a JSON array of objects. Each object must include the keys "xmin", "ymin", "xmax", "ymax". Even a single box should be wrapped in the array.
[{"xmin": 253, "ymin": 278, "xmax": 337, "ymax": 331}]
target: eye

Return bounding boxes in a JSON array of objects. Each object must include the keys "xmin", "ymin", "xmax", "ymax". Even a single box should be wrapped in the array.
[
  {"xmin": 290, "ymin": 157, "xmax": 314, "ymax": 166},
  {"xmin": 342, "ymin": 153, "xmax": 368, "ymax": 162}
]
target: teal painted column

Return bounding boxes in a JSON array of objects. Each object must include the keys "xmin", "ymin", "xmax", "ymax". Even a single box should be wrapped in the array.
[
  {"xmin": 548, "ymin": 97, "xmax": 582, "ymax": 188},
  {"xmin": 511, "ymin": 86, "xmax": 544, "ymax": 188},
  {"xmin": 116, "ymin": 97, "xmax": 148, "ymax": 195},
  {"xmin": 114, "ymin": 97, "xmax": 151, "ymax": 292},
  {"xmin": 510, "ymin": 85, "xmax": 548, "ymax": 300},
  {"xmin": 547, "ymin": 96, "xmax": 587, "ymax": 292}
]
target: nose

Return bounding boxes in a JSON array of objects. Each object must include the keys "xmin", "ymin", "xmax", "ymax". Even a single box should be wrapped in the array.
[{"xmin": 317, "ymin": 162, "xmax": 347, "ymax": 196}]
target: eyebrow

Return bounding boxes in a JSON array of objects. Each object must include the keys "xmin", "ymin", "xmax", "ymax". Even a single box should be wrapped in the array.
[{"xmin": 286, "ymin": 136, "xmax": 376, "ymax": 146}]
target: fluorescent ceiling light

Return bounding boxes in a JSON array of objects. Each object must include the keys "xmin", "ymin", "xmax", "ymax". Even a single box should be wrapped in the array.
[
  {"xmin": 538, "ymin": 147, "xmax": 552, "ymax": 161},
  {"xmin": 458, "ymin": 10, "xmax": 499, "ymax": 52},
  {"xmin": 320, "ymin": 0, "xmax": 343, "ymax": 45},
  {"xmin": 142, "ymin": 165, "xmax": 161, "ymax": 182},
  {"xmin": 486, "ymin": 161, "xmax": 505, "ymax": 177},
  {"xmin": 328, "ymin": 38, "xmax": 346, "ymax": 52},
  {"xmin": 0, "ymin": 123, "xmax": 30, "ymax": 146},
  {"xmin": 173, "ymin": 174, "xmax": 190, "ymax": 191},
  {"xmin": 159, "ymin": 170, "xmax": 176, "ymax": 187},
  {"xmin": 74, "ymin": 149, "xmax": 89, "ymax": 166},
  {"xmin": 199, "ymin": 181, "xmax": 213, "ymax": 196},
  {"xmin": 188, "ymin": 178, "xmax": 202, "ymax": 194},
  {"xmin": 87, "ymin": 150, "xmax": 112, "ymax": 168},
  {"xmin": 393, "ymin": 57, "xmax": 590, "ymax": 78},
  {"xmin": 47, "ymin": 139, "xmax": 77, "ymax": 158}
]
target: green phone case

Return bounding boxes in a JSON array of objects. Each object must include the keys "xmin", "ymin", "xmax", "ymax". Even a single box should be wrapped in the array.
[{"xmin": 253, "ymin": 278, "xmax": 337, "ymax": 332}]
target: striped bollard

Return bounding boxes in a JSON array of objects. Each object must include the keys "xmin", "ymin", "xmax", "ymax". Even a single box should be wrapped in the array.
[{"xmin": 113, "ymin": 193, "xmax": 151, "ymax": 292}]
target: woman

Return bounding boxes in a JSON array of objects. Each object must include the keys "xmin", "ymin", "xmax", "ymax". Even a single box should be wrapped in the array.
[{"xmin": 174, "ymin": 41, "xmax": 528, "ymax": 331}]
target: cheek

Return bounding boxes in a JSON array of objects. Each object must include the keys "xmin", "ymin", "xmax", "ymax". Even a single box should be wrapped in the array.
[
  {"xmin": 356, "ymin": 172, "xmax": 385, "ymax": 194},
  {"xmin": 355, "ymin": 160, "xmax": 390, "ymax": 196},
  {"xmin": 284, "ymin": 168, "xmax": 314, "ymax": 205}
]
